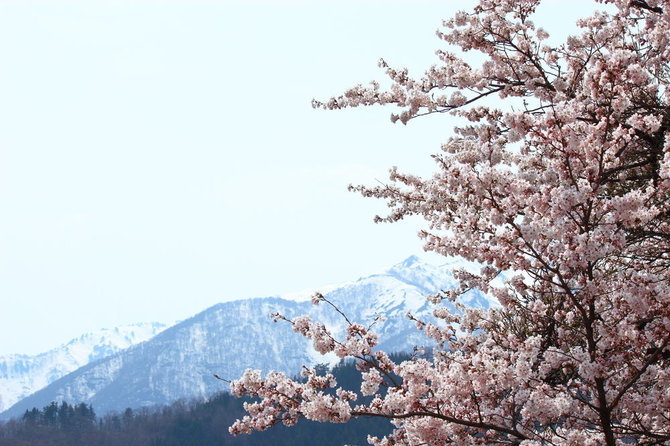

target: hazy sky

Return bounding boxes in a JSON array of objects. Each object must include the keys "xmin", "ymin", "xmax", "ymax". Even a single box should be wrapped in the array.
[{"xmin": 0, "ymin": 0, "xmax": 600, "ymax": 356}]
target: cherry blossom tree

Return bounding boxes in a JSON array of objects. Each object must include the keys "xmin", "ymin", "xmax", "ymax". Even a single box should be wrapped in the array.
[{"xmin": 228, "ymin": 0, "xmax": 670, "ymax": 444}]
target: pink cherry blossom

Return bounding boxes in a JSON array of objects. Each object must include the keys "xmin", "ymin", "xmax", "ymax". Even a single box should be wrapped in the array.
[{"xmin": 230, "ymin": 1, "xmax": 670, "ymax": 444}]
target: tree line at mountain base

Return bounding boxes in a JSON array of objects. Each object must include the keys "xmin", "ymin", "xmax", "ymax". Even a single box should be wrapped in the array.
[{"xmin": 0, "ymin": 357, "xmax": 402, "ymax": 446}]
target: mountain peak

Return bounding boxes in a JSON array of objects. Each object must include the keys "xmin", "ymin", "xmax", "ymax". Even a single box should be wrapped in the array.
[{"xmin": 397, "ymin": 255, "xmax": 422, "ymax": 268}]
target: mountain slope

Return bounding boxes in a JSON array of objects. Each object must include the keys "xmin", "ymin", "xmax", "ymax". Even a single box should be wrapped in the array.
[
  {"xmin": 1, "ymin": 256, "xmax": 494, "ymax": 419},
  {"xmin": 0, "ymin": 322, "xmax": 169, "ymax": 413}
]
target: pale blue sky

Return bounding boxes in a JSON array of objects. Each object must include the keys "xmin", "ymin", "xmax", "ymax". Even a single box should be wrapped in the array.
[{"xmin": 0, "ymin": 0, "xmax": 598, "ymax": 355}]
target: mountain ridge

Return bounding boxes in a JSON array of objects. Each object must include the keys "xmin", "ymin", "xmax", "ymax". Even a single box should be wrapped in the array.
[
  {"xmin": 1, "ymin": 256, "xmax": 495, "ymax": 419},
  {"xmin": 0, "ymin": 322, "xmax": 170, "ymax": 413}
]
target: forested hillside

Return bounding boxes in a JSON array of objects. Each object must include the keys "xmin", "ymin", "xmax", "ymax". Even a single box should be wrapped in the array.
[{"xmin": 0, "ymin": 357, "xmax": 401, "ymax": 446}]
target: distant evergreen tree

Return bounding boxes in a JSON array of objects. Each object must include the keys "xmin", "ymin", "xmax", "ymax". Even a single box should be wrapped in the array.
[
  {"xmin": 73, "ymin": 403, "xmax": 95, "ymax": 431},
  {"xmin": 22, "ymin": 408, "xmax": 40, "ymax": 426},
  {"xmin": 58, "ymin": 402, "xmax": 73, "ymax": 430},
  {"xmin": 122, "ymin": 407, "xmax": 134, "ymax": 428},
  {"xmin": 42, "ymin": 402, "xmax": 58, "ymax": 426}
]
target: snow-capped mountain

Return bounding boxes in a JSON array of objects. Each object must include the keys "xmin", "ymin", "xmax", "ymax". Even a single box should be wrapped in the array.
[
  {"xmin": 1, "ymin": 256, "xmax": 496, "ymax": 419},
  {"xmin": 0, "ymin": 322, "xmax": 169, "ymax": 413}
]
